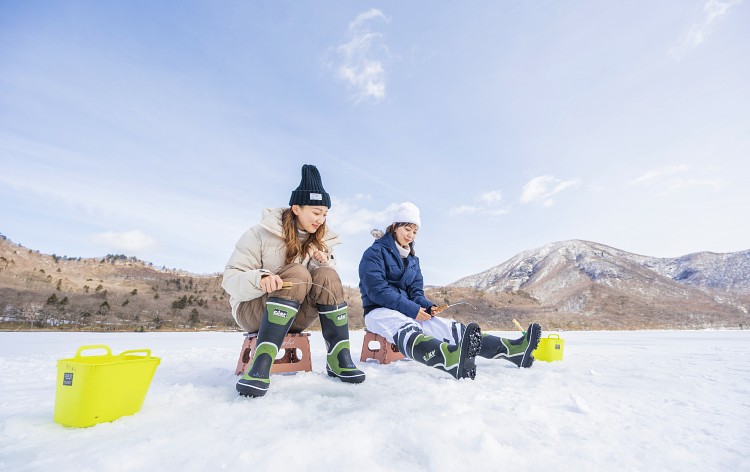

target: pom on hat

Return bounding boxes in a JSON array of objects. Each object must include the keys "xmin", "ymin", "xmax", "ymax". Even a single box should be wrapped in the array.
[
  {"xmin": 392, "ymin": 202, "xmax": 421, "ymax": 228},
  {"xmin": 289, "ymin": 164, "xmax": 331, "ymax": 208}
]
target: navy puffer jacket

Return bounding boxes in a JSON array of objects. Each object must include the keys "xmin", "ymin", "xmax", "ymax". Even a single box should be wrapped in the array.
[{"xmin": 358, "ymin": 231, "xmax": 434, "ymax": 319}]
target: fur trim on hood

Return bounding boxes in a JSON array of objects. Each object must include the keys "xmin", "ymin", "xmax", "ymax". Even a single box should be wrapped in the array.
[{"xmin": 371, "ymin": 228, "xmax": 384, "ymax": 239}]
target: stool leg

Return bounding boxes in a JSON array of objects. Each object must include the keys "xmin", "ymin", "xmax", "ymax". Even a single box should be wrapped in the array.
[
  {"xmin": 298, "ymin": 334, "xmax": 312, "ymax": 372},
  {"xmin": 360, "ymin": 331, "xmax": 378, "ymax": 362},
  {"xmin": 385, "ymin": 339, "xmax": 406, "ymax": 363},
  {"xmin": 361, "ymin": 331, "xmax": 405, "ymax": 365},
  {"xmin": 235, "ymin": 335, "xmax": 258, "ymax": 375},
  {"xmin": 270, "ymin": 333, "xmax": 312, "ymax": 374}
]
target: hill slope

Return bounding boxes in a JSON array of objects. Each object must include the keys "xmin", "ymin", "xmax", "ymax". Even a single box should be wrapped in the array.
[{"xmin": 0, "ymin": 234, "xmax": 364, "ymax": 331}]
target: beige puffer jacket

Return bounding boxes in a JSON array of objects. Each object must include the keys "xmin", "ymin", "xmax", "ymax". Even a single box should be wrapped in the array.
[{"xmin": 221, "ymin": 207, "xmax": 341, "ymax": 322}]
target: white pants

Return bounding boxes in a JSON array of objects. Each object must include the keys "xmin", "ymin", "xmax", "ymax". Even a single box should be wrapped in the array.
[{"xmin": 364, "ymin": 307, "xmax": 463, "ymax": 346}]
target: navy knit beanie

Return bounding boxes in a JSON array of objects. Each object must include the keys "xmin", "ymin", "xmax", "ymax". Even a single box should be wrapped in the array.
[{"xmin": 289, "ymin": 164, "xmax": 331, "ymax": 208}]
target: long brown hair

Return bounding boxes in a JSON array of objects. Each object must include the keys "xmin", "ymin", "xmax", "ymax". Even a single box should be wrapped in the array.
[
  {"xmin": 386, "ymin": 222, "xmax": 416, "ymax": 256},
  {"xmin": 282, "ymin": 208, "xmax": 328, "ymax": 265}
]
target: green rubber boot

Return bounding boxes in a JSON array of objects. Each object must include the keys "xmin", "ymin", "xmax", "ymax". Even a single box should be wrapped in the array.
[
  {"xmin": 395, "ymin": 322, "xmax": 483, "ymax": 380},
  {"xmin": 236, "ymin": 297, "xmax": 299, "ymax": 397},
  {"xmin": 318, "ymin": 303, "xmax": 365, "ymax": 384},
  {"xmin": 479, "ymin": 323, "xmax": 542, "ymax": 368}
]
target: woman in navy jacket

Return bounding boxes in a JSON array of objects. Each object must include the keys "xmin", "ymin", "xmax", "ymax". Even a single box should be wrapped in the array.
[{"xmin": 359, "ymin": 202, "xmax": 541, "ymax": 380}]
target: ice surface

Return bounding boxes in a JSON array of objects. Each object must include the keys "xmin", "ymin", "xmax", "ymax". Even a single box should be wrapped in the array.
[{"xmin": 1, "ymin": 330, "xmax": 749, "ymax": 471}]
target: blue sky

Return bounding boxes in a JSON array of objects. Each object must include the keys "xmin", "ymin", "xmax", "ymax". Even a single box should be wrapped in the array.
[{"xmin": 1, "ymin": 1, "xmax": 748, "ymax": 287}]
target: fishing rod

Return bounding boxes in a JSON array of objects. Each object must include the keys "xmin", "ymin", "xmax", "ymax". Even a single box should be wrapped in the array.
[
  {"xmin": 512, "ymin": 318, "xmax": 527, "ymax": 335},
  {"xmin": 432, "ymin": 301, "xmax": 477, "ymax": 314},
  {"xmin": 280, "ymin": 281, "xmax": 339, "ymax": 304}
]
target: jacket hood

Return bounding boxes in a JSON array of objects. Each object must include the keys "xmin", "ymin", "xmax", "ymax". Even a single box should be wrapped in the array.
[
  {"xmin": 260, "ymin": 207, "xmax": 341, "ymax": 246},
  {"xmin": 372, "ymin": 229, "xmax": 399, "ymax": 253}
]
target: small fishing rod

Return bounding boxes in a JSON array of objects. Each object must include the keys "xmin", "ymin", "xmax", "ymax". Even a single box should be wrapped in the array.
[
  {"xmin": 280, "ymin": 281, "xmax": 339, "ymax": 305},
  {"xmin": 432, "ymin": 301, "xmax": 477, "ymax": 314}
]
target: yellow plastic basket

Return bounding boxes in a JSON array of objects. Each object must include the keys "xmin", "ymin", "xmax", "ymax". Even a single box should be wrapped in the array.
[
  {"xmin": 533, "ymin": 333, "xmax": 564, "ymax": 362},
  {"xmin": 54, "ymin": 345, "xmax": 160, "ymax": 428}
]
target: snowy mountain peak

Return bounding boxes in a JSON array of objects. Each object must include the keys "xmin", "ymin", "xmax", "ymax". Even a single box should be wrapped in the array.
[
  {"xmin": 451, "ymin": 240, "xmax": 750, "ymax": 309},
  {"xmin": 451, "ymin": 240, "xmax": 750, "ymax": 317},
  {"xmin": 452, "ymin": 240, "xmax": 632, "ymax": 292}
]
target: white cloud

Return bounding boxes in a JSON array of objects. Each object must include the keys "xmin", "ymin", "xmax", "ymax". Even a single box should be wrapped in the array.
[
  {"xmin": 350, "ymin": 8, "xmax": 387, "ymax": 28},
  {"xmin": 352, "ymin": 193, "xmax": 373, "ymax": 201},
  {"xmin": 478, "ymin": 190, "xmax": 503, "ymax": 204},
  {"xmin": 449, "ymin": 205, "xmax": 481, "ymax": 216},
  {"xmin": 520, "ymin": 176, "xmax": 581, "ymax": 206},
  {"xmin": 629, "ymin": 165, "xmax": 690, "ymax": 185},
  {"xmin": 450, "ymin": 190, "xmax": 510, "ymax": 216},
  {"xmin": 670, "ymin": 0, "xmax": 742, "ymax": 59},
  {"xmin": 328, "ymin": 197, "xmax": 397, "ymax": 235},
  {"xmin": 663, "ymin": 178, "xmax": 725, "ymax": 192},
  {"xmin": 486, "ymin": 207, "xmax": 512, "ymax": 216},
  {"xmin": 335, "ymin": 9, "xmax": 390, "ymax": 103},
  {"xmin": 90, "ymin": 230, "xmax": 157, "ymax": 252},
  {"xmin": 629, "ymin": 165, "xmax": 726, "ymax": 195}
]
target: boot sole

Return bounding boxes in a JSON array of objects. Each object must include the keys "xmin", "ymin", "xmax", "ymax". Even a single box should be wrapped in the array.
[
  {"xmin": 326, "ymin": 366, "xmax": 366, "ymax": 384},
  {"xmin": 458, "ymin": 323, "xmax": 482, "ymax": 380},
  {"xmin": 236, "ymin": 379, "xmax": 269, "ymax": 397},
  {"xmin": 520, "ymin": 323, "xmax": 542, "ymax": 368}
]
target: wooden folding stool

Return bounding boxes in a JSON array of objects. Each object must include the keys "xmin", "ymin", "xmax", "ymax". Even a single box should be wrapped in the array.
[
  {"xmin": 360, "ymin": 330, "xmax": 406, "ymax": 364},
  {"xmin": 235, "ymin": 332, "xmax": 312, "ymax": 375}
]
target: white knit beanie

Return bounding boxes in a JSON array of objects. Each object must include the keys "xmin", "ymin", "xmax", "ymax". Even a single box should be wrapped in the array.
[{"xmin": 392, "ymin": 202, "xmax": 421, "ymax": 228}]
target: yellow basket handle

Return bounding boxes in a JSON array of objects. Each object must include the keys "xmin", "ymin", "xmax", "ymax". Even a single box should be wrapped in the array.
[
  {"xmin": 74, "ymin": 345, "xmax": 112, "ymax": 358},
  {"xmin": 118, "ymin": 348, "xmax": 152, "ymax": 358},
  {"xmin": 547, "ymin": 333, "xmax": 560, "ymax": 339}
]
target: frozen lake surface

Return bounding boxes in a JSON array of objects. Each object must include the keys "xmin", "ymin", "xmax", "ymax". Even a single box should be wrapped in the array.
[{"xmin": 1, "ymin": 330, "xmax": 749, "ymax": 471}]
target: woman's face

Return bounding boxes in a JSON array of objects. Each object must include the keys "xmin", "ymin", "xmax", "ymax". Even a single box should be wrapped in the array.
[
  {"xmin": 292, "ymin": 205, "xmax": 328, "ymax": 233},
  {"xmin": 393, "ymin": 224, "xmax": 418, "ymax": 248}
]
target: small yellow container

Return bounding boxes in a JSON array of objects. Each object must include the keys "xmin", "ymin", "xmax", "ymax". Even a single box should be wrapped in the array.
[
  {"xmin": 533, "ymin": 333, "xmax": 564, "ymax": 362},
  {"xmin": 54, "ymin": 345, "xmax": 160, "ymax": 428}
]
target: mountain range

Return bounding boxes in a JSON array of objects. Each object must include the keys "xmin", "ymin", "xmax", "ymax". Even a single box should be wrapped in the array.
[
  {"xmin": 2, "ymin": 232, "xmax": 748, "ymax": 331},
  {"xmin": 451, "ymin": 239, "xmax": 750, "ymax": 329}
]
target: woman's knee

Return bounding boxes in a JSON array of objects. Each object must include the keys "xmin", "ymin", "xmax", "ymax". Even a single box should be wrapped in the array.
[
  {"xmin": 309, "ymin": 266, "xmax": 343, "ymax": 304},
  {"xmin": 236, "ymin": 299, "xmax": 264, "ymax": 333},
  {"xmin": 311, "ymin": 266, "xmax": 341, "ymax": 286},
  {"xmin": 274, "ymin": 264, "xmax": 311, "ymax": 302},
  {"xmin": 278, "ymin": 263, "xmax": 312, "ymax": 284},
  {"xmin": 365, "ymin": 308, "xmax": 417, "ymax": 344}
]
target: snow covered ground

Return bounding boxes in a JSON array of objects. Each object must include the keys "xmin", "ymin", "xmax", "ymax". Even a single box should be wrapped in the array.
[{"xmin": 1, "ymin": 329, "xmax": 749, "ymax": 471}]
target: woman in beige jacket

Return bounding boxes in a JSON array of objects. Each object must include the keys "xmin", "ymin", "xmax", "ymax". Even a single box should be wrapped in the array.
[{"xmin": 223, "ymin": 164, "xmax": 365, "ymax": 397}]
